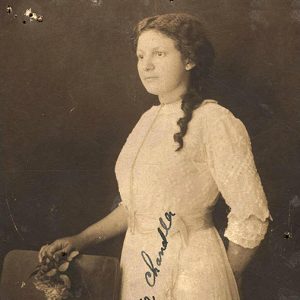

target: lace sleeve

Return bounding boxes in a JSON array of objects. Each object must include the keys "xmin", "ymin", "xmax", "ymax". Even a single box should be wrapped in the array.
[{"xmin": 203, "ymin": 104, "xmax": 272, "ymax": 249}]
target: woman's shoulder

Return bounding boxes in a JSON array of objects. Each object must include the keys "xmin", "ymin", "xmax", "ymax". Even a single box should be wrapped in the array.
[
  {"xmin": 136, "ymin": 105, "xmax": 160, "ymax": 124},
  {"xmin": 192, "ymin": 99, "xmax": 248, "ymax": 138},
  {"xmin": 193, "ymin": 99, "xmax": 234, "ymax": 124},
  {"xmin": 144, "ymin": 104, "xmax": 161, "ymax": 116},
  {"xmin": 193, "ymin": 99, "xmax": 251, "ymax": 145}
]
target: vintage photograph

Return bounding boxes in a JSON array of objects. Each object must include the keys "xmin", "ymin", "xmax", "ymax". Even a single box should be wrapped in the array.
[{"xmin": 0, "ymin": 1, "xmax": 299, "ymax": 299}]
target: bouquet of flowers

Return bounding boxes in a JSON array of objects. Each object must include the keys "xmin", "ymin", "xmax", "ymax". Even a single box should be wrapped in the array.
[{"xmin": 30, "ymin": 251, "xmax": 82, "ymax": 300}]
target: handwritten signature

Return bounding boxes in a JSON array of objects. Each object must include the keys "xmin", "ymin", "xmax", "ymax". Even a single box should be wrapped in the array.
[{"xmin": 141, "ymin": 211, "xmax": 176, "ymax": 287}]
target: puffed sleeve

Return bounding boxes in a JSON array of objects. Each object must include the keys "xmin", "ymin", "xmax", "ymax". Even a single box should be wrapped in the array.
[{"xmin": 203, "ymin": 103, "xmax": 272, "ymax": 249}]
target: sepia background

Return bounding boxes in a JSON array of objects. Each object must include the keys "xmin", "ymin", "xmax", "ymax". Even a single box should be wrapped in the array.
[{"xmin": 1, "ymin": 0, "xmax": 300, "ymax": 299}]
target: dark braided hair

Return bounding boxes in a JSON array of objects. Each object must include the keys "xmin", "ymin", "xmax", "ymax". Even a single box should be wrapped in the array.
[{"xmin": 132, "ymin": 13, "xmax": 215, "ymax": 151}]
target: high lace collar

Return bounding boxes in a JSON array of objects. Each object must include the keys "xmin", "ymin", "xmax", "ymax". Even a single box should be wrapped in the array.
[
  {"xmin": 157, "ymin": 99, "xmax": 183, "ymax": 115},
  {"xmin": 154, "ymin": 98, "xmax": 219, "ymax": 115}
]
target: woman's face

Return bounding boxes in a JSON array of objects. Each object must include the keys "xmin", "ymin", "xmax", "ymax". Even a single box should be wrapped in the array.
[{"xmin": 136, "ymin": 30, "xmax": 191, "ymax": 101}]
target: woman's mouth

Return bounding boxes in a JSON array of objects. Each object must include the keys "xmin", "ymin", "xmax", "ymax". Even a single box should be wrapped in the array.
[{"xmin": 144, "ymin": 76, "xmax": 159, "ymax": 81}]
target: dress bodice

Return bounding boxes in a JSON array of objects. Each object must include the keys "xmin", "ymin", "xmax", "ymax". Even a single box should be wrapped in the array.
[{"xmin": 115, "ymin": 99, "xmax": 271, "ymax": 248}]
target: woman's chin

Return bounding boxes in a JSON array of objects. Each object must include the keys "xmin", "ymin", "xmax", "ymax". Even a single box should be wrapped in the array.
[{"xmin": 143, "ymin": 86, "xmax": 161, "ymax": 96}]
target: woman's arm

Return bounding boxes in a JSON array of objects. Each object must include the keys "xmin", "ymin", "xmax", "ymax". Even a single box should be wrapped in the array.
[
  {"xmin": 226, "ymin": 240, "xmax": 259, "ymax": 289},
  {"xmin": 39, "ymin": 204, "xmax": 128, "ymax": 261},
  {"xmin": 77, "ymin": 204, "xmax": 128, "ymax": 250},
  {"xmin": 227, "ymin": 240, "xmax": 258, "ymax": 274}
]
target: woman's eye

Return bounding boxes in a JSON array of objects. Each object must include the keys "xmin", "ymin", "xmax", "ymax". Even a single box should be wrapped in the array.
[
  {"xmin": 137, "ymin": 55, "xmax": 143, "ymax": 60},
  {"xmin": 155, "ymin": 51, "xmax": 165, "ymax": 57}
]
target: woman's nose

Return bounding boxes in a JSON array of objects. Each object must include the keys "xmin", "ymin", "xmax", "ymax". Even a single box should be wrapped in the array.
[{"xmin": 143, "ymin": 58, "xmax": 154, "ymax": 71}]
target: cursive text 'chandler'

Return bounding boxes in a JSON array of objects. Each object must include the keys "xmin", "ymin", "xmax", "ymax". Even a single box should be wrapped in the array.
[{"xmin": 141, "ymin": 211, "xmax": 176, "ymax": 287}]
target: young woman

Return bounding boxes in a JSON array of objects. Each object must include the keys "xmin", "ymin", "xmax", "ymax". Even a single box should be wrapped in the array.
[{"xmin": 39, "ymin": 13, "xmax": 272, "ymax": 300}]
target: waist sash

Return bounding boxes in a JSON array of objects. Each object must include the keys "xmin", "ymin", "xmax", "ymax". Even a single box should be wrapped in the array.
[{"xmin": 128, "ymin": 210, "xmax": 214, "ymax": 248}]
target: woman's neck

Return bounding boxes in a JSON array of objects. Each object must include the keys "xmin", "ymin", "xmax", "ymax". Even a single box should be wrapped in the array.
[
  {"xmin": 158, "ymin": 85, "xmax": 187, "ymax": 105},
  {"xmin": 158, "ymin": 71, "xmax": 190, "ymax": 105}
]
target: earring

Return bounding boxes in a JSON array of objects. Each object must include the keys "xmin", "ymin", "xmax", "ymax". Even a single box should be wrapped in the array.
[{"xmin": 185, "ymin": 64, "xmax": 192, "ymax": 70}]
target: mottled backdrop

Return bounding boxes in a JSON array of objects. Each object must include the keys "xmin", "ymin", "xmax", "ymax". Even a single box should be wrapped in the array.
[{"xmin": 0, "ymin": 0, "xmax": 299, "ymax": 299}]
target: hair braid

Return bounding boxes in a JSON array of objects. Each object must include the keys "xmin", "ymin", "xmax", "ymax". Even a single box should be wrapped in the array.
[{"xmin": 175, "ymin": 86, "xmax": 202, "ymax": 150}]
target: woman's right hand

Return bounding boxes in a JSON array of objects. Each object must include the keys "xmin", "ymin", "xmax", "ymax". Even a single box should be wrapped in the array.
[{"xmin": 38, "ymin": 235, "xmax": 83, "ymax": 263}]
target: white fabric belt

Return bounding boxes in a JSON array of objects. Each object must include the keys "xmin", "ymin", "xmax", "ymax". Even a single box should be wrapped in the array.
[{"xmin": 128, "ymin": 210, "xmax": 214, "ymax": 247}]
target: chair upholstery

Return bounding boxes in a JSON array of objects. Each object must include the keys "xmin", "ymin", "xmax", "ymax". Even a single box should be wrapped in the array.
[{"xmin": 0, "ymin": 250, "xmax": 120, "ymax": 300}]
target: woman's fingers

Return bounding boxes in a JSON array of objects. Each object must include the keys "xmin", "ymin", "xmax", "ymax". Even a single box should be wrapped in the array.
[
  {"xmin": 38, "ymin": 244, "xmax": 49, "ymax": 263},
  {"xmin": 47, "ymin": 242, "xmax": 60, "ymax": 257},
  {"xmin": 53, "ymin": 244, "xmax": 73, "ymax": 261},
  {"xmin": 38, "ymin": 238, "xmax": 76, "ymax": 263},
  {"xmin": 38, "ymin": 240, "xmax": 63, "ymax": 262}
]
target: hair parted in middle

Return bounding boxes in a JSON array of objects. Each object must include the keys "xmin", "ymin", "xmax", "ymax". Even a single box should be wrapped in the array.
[{"xmin": 132, "ymin": 13, "xmax": 215, "ymax": 151}]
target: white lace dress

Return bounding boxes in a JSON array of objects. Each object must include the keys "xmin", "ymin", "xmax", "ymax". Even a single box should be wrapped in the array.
[{"xmin": 115, "ymin": 99, "xmax": 271, "ymax": 300}]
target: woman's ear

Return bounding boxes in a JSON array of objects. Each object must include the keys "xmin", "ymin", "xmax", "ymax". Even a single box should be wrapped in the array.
[{"xmin": 185, "ymin": 59, "xmax": 196, "ymax": 71}]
